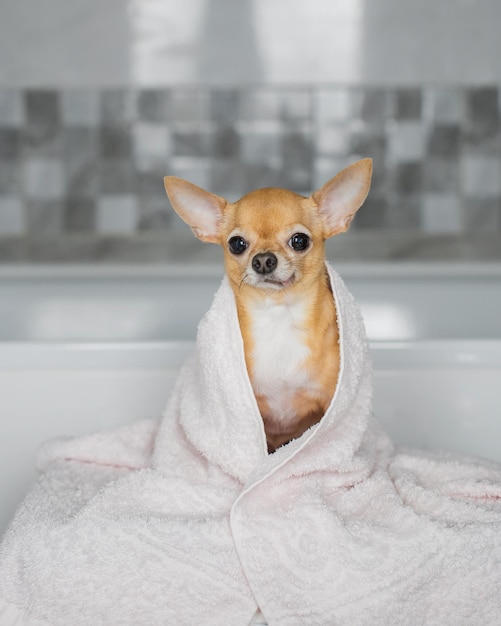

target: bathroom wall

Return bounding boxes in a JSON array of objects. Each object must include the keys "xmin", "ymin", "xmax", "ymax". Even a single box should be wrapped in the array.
[{"xmin": 1, "ymin": 0, "xmax": 500, "ymax": 262}]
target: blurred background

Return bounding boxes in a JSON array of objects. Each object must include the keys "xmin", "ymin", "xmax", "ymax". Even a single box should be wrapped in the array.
[{"xmin": 1, "ymin": 0, "xmax": 501, "ymax": 262}]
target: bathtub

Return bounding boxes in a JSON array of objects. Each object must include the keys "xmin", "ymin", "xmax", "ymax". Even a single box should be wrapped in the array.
[{"xmin": 1, "ymin": 262, "xmax": 500, "ymax": 533}]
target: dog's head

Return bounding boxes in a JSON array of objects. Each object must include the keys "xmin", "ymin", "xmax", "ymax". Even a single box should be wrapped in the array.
[{"xmin": 164, "ymin": 159, "xmax": 372, "ymax": 293}]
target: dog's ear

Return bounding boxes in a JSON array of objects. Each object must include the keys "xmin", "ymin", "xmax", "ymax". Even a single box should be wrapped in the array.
[
  {"xmin": 164, "ymin": 177, "xmax": 227, "ymax": 243},
  {"xmin": 312, "ymin": 159, "xmax": 372, "ymax": 238}
]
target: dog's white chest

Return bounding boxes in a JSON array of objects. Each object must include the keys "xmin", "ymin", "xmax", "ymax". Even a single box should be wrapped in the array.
[{"xmin": 248, "ymin": 298, "xmax": 311, "ymax": 419}]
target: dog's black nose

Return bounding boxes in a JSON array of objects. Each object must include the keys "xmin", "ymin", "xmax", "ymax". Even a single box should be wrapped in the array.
[{"xmin": 252, "ymin": 253, "xmax": 277, "ymax": 275}]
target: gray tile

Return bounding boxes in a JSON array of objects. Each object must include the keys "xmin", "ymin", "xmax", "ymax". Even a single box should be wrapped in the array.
[
  {"xmin": 279, "ymin": 89, "xmax": 311, "ymax": 120},
  {"xmin": 212, "ymin": 126, "xmax": 240, "ymax": 158},
  {"xmin": 423, "ymin": 158, "xmax": 460, "ymax": 192},
  {"xmin": 0, "ymin": 239, "xmax": 27, "ymax": 262},
  {"xmin": 463, "ymin": 87, "xmax": 499, "ymax": 145},
  {"xmin": 364, "ymin": 159, "xmax": 389, "ymax": 198},
  {"xmin": 138, "ymin": 197, "xmax": 172, "ymax": 231},
  {"xmin": 421, "ymin": 193, "xmax": 462, "ymax": 233},
  {"xmin": 427, "ymin": 125, "xmax": 460, "ymax": 157},
  {"xmin": 209, "ymin": 160, "xmax": 285, "ymax": 197},
  {"xmin": 169, "ymin": 90, "xmax": 210, "ymax": 122},
  {"xmin": 137, "ymin": 89, "xmax": 170, "ymax": 123},
  {"xmin": 463, "ymin": 198, "xmax": 501, "ymax": 232},
  {"xmin": 423, "ymin": 87, "xmax": 463, "ymax": 124},
  {"xmin": 0, "ymin": 159, "xmax": 21, "ymax": 194},
  {"xmin": 26, "ymin": 237, "xmax": 101, "ymax": 263},
  {"xmin": 279, "ymin": 165, "xmax": 312, "ymax": 193},
  {"xmin": 0, "ymin": 196, "xmax": 25, "ymax": 235},
  {"xmin": 23, "ymin": 158, "xmax": 65, "ymax": 200},
  {"xmin": 282, "ymin": 130, "xmax": 313, "ymax": 171},
  {"xmin": 0, "ymin": 90, "xmax": 24, "ymax": 127},
  {"xmin": 394, "ymin": 162, "xmax": 423, "ymax": 194},
  {"xmin": 351, "ymin": 197, "xmax": 386, "ymax": 230},
  {"xmin": 99, "ymin": 159, "xmax": 136, "ymax": 194},
  {"xmin": 22, "ymin": 126, "xmax": 63, "ymax": 157},
  {"xmin": 63, "ymin": 127, "xmax": 99, "ymax": 159},
  {"xmin": 63, "ymin": 128, "xmax": 99, "ymax": 196},
  {"xmin": 23, "ymin": 93, "xmax": 63, "ymax": 156},
  {"xmin": 65, "ymin": 156, "xmax": 99, "ymax": 199},
  {"xmin": 231, "ymin": 163, "xmax": 283, "ymax": 194},
  {"xmin": 26, "ymin": 200, "xmax": 64, "ymax": 235},
  {"xmin": 359, "ymin": 89, "xmax": 391, "ymax": 126},
  {"xmin": 238, "ymin": 89, "xmax": 310, "ymax": 121},
  {"xmin": 25, "ymin": 91, "xmax": 60, "ymax": 128},
  {"xmin": 135, "ymin": 169, "xmax": 166, "ymax": 197},
  {"xmin": 396, "ymin": 89, "xmax": 422, "ymax": 120},
  {"xmin": 100, "ymin": 126, "xmax": 132, "ymax": 159},
  {"xmin": 350, "ymin": 130, "xmax": 386, "ymax": 166},
  {"xmin": 466, "ymin": 87, "xmax": 499, "ymax": 123},
  {"xmin": 209, "ymin": 159, "xmax": 249, "ymax": 196},
  {"xmin": 239, "ymin": 89, "xmax": 281, "ymax": 120},
  {"xmin": 240, "ymin": 128, "xmax": 282, "ymax": 166},
  {"xmin": 384, "ymin": 194, "xmax": 422, "ymax": 229},
  {"xmin": 462, "ymin": 128, "xmax": 501, "ymax": 156},
  {"xmin": 61, "ymin": 90, "xmax": 100, "ymax": 126},
  {"xmin": 96, "ymin": 195, "xmax": 138, "ymax": 234},
  {"xmin": 210, "ymin": 89, "xmax": 240, "ymax": 124},
  {"xmin": 172, "ymin": 126, "xmax": 213, "ymax": 158},
  {"xmin": 0, "ymin": 129, "xmax": 21, "ymax": 158},
  {"xmin": 64, "ymin": 198, "xmax": 96, "ymax": 232},
  {"xmin": 100, "ymin": 90, "xmax": 136, "ymax": 125}
]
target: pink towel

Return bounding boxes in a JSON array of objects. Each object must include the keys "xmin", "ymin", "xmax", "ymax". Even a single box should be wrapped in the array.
[{"xmin": 1, "ymin": 263, "xmax": 501, "ymax": 625}]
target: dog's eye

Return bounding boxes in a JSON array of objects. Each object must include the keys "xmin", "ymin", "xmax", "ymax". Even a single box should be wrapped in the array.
[
  {"xmin": 289, "ymin": 233, "xmax": 310, "ymax": 251},
  {"xmin": 228, "ymin": 236, "xmax": 248, "ymax": 255}
]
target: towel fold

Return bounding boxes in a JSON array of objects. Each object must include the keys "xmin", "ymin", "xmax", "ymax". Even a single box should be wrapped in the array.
[{"xmin": 1, "ymin": 263, "xmax": 500, "ymax": 625}]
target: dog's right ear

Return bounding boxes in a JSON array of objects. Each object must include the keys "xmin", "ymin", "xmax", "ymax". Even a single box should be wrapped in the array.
[
  {"xmin": 312, "ymin": 158, "xmax": 372, "ymax": 238},
  {"xmin": 164, "ymin": 177, "xmax": 227, "ymax": 243}
]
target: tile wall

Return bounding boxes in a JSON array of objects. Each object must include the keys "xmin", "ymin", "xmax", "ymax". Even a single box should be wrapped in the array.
[{"xmin": 0, "ymin": 85, "xmax": 500, "ymax": 260}]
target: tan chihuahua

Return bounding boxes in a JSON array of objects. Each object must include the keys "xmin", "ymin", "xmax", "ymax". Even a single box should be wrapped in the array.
[{"xmin": 164, "ymin": 159, "xmax": 372, "ymax": 453}]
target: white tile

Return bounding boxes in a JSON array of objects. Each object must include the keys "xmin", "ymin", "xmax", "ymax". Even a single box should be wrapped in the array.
[
  {"xmin": 61, "ymin": 90, "xmax": 100, "ymax": 125},
  {"xmin": 97, "ymin": 196, "xmax": 138, "ymax": 234},
  {"xmin": 387, "ymin": 121, "xmax": 426, "ymax": 163},
  {"xmin": 167, "ymin": 157, "xmax": 211, "ymax": 190},
  {"xmin": 315, "ymin": 88, "xmax": 352, "ymax": 122},
  {"xmin": 0, "ymin": 90, "xmax": 24, "ymax": 126},
  {"xmin": 24, "ymin": 159, "xmax": 65, "ymax": 200},
  {"xmin": 133, "ymin": 122, "xmax": 171, "ymax": 164},
  {"xmin": 423, "ymin": 88, "xmax": 463, "ymax": 124},
  {"xmin": 460, "ymin": 156, "xmax": 501, "ymax": 197},
  {"xmin": 0, "ymin": 196, "xmax": 25, "ymax": 234},
  {"xmin": 240, "ymin": 130, "xmax": 281, "ymax": 166},
  {"xmin": 422, "ymin": 193, "xmax": 462, "ymax": 233},
  {"xmin": 313, "ymin": 157, "xmax": 350, "ymax": 189},
  {"xmin": 315, "ymin": 125, "xmax": 350, "ymax": 156}
]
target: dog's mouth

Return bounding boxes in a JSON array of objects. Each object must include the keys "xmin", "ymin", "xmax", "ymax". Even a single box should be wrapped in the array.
[{"xmin": 262, "ymin": 273, "xmax": 296, "ymax": 289}]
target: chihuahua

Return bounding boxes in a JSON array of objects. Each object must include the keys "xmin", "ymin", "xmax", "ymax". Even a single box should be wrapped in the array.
[{"xmin": 164, "ymin": 159, "xmax": 372, "ymax": 453}]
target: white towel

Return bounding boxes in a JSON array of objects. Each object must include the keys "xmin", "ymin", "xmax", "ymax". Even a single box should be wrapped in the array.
[{"xmin": 1, "ymin": 263, "xmax": 501, "ymax": 625}]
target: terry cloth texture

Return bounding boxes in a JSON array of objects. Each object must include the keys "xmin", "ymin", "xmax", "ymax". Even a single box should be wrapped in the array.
[{"xmin": 1, "ymin": 264, "xmax": 501, "ymax": 625}]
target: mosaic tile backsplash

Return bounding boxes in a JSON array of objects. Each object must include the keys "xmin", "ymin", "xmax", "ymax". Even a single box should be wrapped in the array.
[{"xmin": 0, "ymin": 85, "xmax": 500, "ymax": 247}]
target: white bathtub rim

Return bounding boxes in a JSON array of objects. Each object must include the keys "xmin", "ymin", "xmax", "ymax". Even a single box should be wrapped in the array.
[
  {"xmin": 1, "ymin": 261, "xmax": 501, "ymax": 280},
  {"xmin": 1, "ymin": 339, "xmax": 500, "ymax": 370}
]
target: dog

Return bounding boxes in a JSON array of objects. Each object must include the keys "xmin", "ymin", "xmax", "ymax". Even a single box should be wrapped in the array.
[{"xmin": 164, "ymin": 158, "xmax": 372, "ymax": 453}]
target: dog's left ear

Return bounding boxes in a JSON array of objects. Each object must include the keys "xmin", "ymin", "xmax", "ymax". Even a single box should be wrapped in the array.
[{"xmin": 312, "ymin": 158, "xmax": 373, "ymax": 238}]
